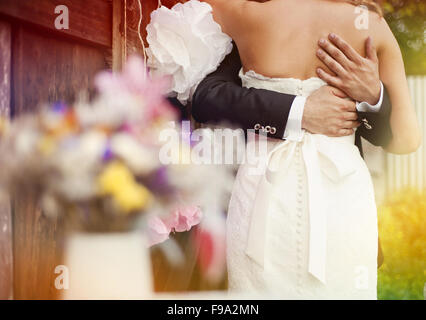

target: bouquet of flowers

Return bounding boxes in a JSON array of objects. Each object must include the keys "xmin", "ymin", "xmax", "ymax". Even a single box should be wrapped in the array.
[{"xmin": 0, "ymin": 57, "xmax": 233, "ymax": 244}]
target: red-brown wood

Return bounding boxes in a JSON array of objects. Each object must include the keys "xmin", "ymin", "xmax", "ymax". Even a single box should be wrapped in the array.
[
  {"xmin": 0, "ymin": 21, "xmax": 11, "ymax": 116},
  {"xmin": 112, "ymin": 0, "xmax": 187, "ymax": 67},
  {"xmin": 0, "ymin": 0, "xmax": 112, "ymax": 47},
  {"xmin": 0, "ymin": 21, "xmax": 13, "ymax": 300},
  {"xmin": 0, "ymin": 0, "xmax": 221, "ymax": 299},
  {"xmin": 13, "ymin": 26, "xmax": 108, "ymax": 114},
  {"xmin": 11, "ymin": 25, "xmax": 108, "ymax": 299}
]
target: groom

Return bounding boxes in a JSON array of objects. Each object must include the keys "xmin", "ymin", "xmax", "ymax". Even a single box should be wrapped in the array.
[{"xmin": 190, "ymin": 34, "xmax": 392, "ymax": 157}]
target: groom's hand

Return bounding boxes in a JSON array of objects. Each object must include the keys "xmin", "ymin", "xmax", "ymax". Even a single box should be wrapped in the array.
[
  {"xmin": 302, "ymin": 86, "xmax": 360, "ymax": 137},
  {"xmin": 316, "ymin": 33, "xmax": 381, "ymax": 105}
]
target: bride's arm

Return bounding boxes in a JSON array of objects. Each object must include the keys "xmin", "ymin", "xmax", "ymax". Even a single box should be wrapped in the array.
[{"xmin": 377, "ymin": 21, "xmax": 421, "ymax": 154}]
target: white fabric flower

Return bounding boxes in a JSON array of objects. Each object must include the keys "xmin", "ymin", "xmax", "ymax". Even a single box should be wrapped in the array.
[{"xmin": 146, "ymin": 0, "xmax": 233, "ymax": 105}]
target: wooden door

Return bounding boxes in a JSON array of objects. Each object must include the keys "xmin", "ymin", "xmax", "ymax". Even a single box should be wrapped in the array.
[
  {"xmin": 0, "ymin": 21, "xmax": 13, "ymax": 300},
  {"xmin": 0, "ymin": 0, "xmax": 113, "ymax": 299},
  {"xmin": 0, "ymin": 0, "xmax": 203, "ymax": 299}
]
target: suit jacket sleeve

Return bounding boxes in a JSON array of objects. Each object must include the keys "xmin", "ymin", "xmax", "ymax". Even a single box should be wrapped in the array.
[
  {"xmin": 192, "ymin": 44, "xmax": 393, "ymax": 146},
  {"xmin": 357, "ymin": 85, "xmax": 393, "ymax": 148},
  {"xmin": 191, "ymin": 45, "xmax": 296, "ymax": 139}
]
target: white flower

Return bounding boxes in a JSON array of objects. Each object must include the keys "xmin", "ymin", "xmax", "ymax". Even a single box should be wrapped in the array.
[
  {"xmin": 75, "ymin": 95, "xmax": 142, "ymax": 129},
  {"xmin": 50, "ymin": 131, "xmax": 107, "ymax": 201},
  {"xmin": 146, "ymin": 0, "xmax": 233, "ymax": 104},
  {"xmin": 110, "ymin": 133, "xmax": 159, "ymax": 175}
]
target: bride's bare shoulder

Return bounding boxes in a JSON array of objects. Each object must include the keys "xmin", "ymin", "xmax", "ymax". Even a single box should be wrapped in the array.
[
  {"xmin": 338, "ymin": 3, "xmax": 398, "ymax": 56},
  {"xmin": 202, "ymin": 0, "xmax": 266, "ymax": 36},
  {"xmin": 324, "ymin": 1, "xmax": 395, "ymax": 53},
  {"xmin": 203, "ymin": 0, "xmax": 264, "ymax": 20}
]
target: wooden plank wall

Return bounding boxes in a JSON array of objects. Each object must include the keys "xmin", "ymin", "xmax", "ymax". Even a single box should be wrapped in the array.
[
  {"xmin": 113, "ymin": 0, "xmax": 186, "ymax": 68},
  {"xmin": 0, "ymin": 21, "xmax": 13, "ymax": 300},
  {"xmin": 11, "ymin": 27, "xmax": 109, "ymax": 300},
  {"xmin": 0, "ymin": 0, "xmax": 112, "ymax": 299},
  {"xmin": 12, "ymin": 27, "xmax": 108, "ymax": 114},
  {"xmin": 0, "ymin": 0, "xmax": 112, "ymax": 47},
  {"xmin": 0, "ymin": 0, "xmax": 215, "ymax": 299}
]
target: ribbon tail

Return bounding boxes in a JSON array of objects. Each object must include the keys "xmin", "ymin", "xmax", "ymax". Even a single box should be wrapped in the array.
[
  {"xmin": 245, "ymin": 175, "xmax": 271, "ymax": 267},
  {"xmin": 245, "ymin": 142, "xmax": 296, "ymax": 267},
  {"xmin": 302, "ymin": 139, "xmax": 327, "ymax": 284}
]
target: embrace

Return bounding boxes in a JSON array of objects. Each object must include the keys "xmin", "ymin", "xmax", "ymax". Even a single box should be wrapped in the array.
[{"xmin": 147, "ymin": 0, "xmax": 420, "ymax": 299}]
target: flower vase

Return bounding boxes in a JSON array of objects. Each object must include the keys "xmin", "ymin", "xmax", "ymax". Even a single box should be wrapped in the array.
[{"xmin": 62, "ymin": 231, "xmax": 153, "ymax": 300}]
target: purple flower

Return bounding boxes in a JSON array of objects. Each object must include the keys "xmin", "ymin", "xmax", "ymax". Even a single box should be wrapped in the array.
[
  {"xmin": 102, "ymin": 144, "xmax": 114, "ymax": 162},
  {"xmin": 52, "ymin": 102, "xmax": 68, "ymax": 113}
]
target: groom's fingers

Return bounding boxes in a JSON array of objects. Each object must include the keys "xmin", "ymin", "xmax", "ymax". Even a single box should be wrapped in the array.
[
  {"xmin": 318, "ymin": 38, "xmax": 351, "ymax": 69},
  {"xmin": 328, "ymin": 33, "xmax": 362, "ymax": 64},
  {"xmin": 337, "ymin": 128, "xmax": 354, "ymax": 136},
  {"xmin": 316, "ymin": 67, "xmax": 342, "ymax": 88},
  {"xmin": 344, "ymin": 120, "xmax": 361, "ymax": 128},
  {"xmin": 343, "ymin": 112, "xmax": 359, "ymax": 121},
  {"xmin": 316, "ymin": 49, "xmax": 347, "ymax": 76},
  {"xmin": 329, "ymin": 86, "xmax": 348, "ymax": 99}
]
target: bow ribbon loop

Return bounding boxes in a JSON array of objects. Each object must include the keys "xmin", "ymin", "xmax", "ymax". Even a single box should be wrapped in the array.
[{"xmin": 245, "ymin": 133, "xmax": 357, "ymax": 284}]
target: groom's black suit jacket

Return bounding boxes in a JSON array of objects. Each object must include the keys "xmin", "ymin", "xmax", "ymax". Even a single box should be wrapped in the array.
[{"xmin": 190, "ymin": 46, "xmax": 393, "ymax": 157}]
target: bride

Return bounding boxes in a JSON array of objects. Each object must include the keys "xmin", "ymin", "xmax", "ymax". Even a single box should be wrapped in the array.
[{"xmin": 147, "ymin": 0, "xmax": 420, "ymax": 299}]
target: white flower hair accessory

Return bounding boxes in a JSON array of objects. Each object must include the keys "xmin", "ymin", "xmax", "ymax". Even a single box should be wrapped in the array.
[{"xmin": 146, "ymin": 0, "xmax": 233, "ymax": 105}]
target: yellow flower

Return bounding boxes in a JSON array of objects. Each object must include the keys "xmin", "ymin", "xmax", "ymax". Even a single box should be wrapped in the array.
[
  {"xmin": 38, "ymin": 135, "xmax": 57, "ymax": 155},
  {"xmin": 98, "ymin": 161, "xmax": 152, "ymax": 214},
  {"xmin": 114, "ymin": 184, "xmax": 152, "ymax": 213},
  {"xmin": 0, "ymin": 117, "xmax": 9, "ymax": 136}
]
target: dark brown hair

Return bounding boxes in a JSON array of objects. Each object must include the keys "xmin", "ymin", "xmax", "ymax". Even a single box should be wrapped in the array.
[
  {"xmin": 251, "ymin": 0, "xmax": 383, "ymax": 16},
  {"xmin": 345, "ymin": 0, "xmax": 383, "ymax": 16}
]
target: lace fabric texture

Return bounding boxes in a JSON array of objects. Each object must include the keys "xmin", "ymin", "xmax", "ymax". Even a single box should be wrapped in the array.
[{"xmin": 226, "ymin": 71, "xmax": 378, "ymax": 299}]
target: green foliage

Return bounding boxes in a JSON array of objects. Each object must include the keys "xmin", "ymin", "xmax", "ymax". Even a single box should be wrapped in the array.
[
  {"xmin": 382, "ymin": 0, "xmax": 426, "ymax": 75},
  {"xmin": 377, "ymin": 189, "xmax": 426, "ymax": 300}
]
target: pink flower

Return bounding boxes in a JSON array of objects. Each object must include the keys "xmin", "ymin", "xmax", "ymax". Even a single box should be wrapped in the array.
[
  {"xmin": 147, "ymin": 216, "xmax": 170, "ymax": 247},
  {"xmin": 147, "ymin": 205, "xmax": 203, "ymax": 247},
  {"xmin": 95, "ymin": 55, "xmax": 177, "ymax": 123},
  {"xmin": 164, "ymin": 205, "xmax": 203, "ymax": 233}
]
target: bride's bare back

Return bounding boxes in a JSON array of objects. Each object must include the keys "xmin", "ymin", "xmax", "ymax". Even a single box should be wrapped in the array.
[
  {"xmin": 210, "ymin": 0, "xmax": 384, "ymax": 79},
  {"xmin": 206, "ymin": 0, "xmax": 421, "ymax": 154}
]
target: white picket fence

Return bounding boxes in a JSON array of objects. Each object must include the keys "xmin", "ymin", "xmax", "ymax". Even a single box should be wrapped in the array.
[
  {"xmin": 384, "ymin": 76, "xmax": 426, "ymax": 196},
  {"xmin": 362, "ymin": 76, "xmax": 425, "ymax": 202}
]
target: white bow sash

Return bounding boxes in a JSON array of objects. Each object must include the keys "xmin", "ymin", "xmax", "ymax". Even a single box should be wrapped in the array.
[{"xmin": 245, "ymin": 133, "xmax": 357, "ymax": 284}]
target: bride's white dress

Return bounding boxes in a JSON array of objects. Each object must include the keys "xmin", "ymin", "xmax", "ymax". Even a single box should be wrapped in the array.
[
  {"xmin": 146, "ymin": 0, "xmax": 378, "ymax": 299},
  {"xmin": 226, "ymin": 71, "xmax": 378, "ymax": 299}
]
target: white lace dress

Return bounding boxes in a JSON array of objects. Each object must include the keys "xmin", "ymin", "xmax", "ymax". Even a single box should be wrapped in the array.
[
  {"xmin": 147, "ymin": 0, "xmax": 378, "ymax": 300},
  {"xmin": 226, "ymin": 71, "xmax": 378, "ymax": 299}
]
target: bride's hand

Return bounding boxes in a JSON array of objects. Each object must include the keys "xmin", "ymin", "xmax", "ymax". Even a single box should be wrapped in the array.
[{"xmin": 315, "ymin": 33, "xmax": 381, "ymax": 105}]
